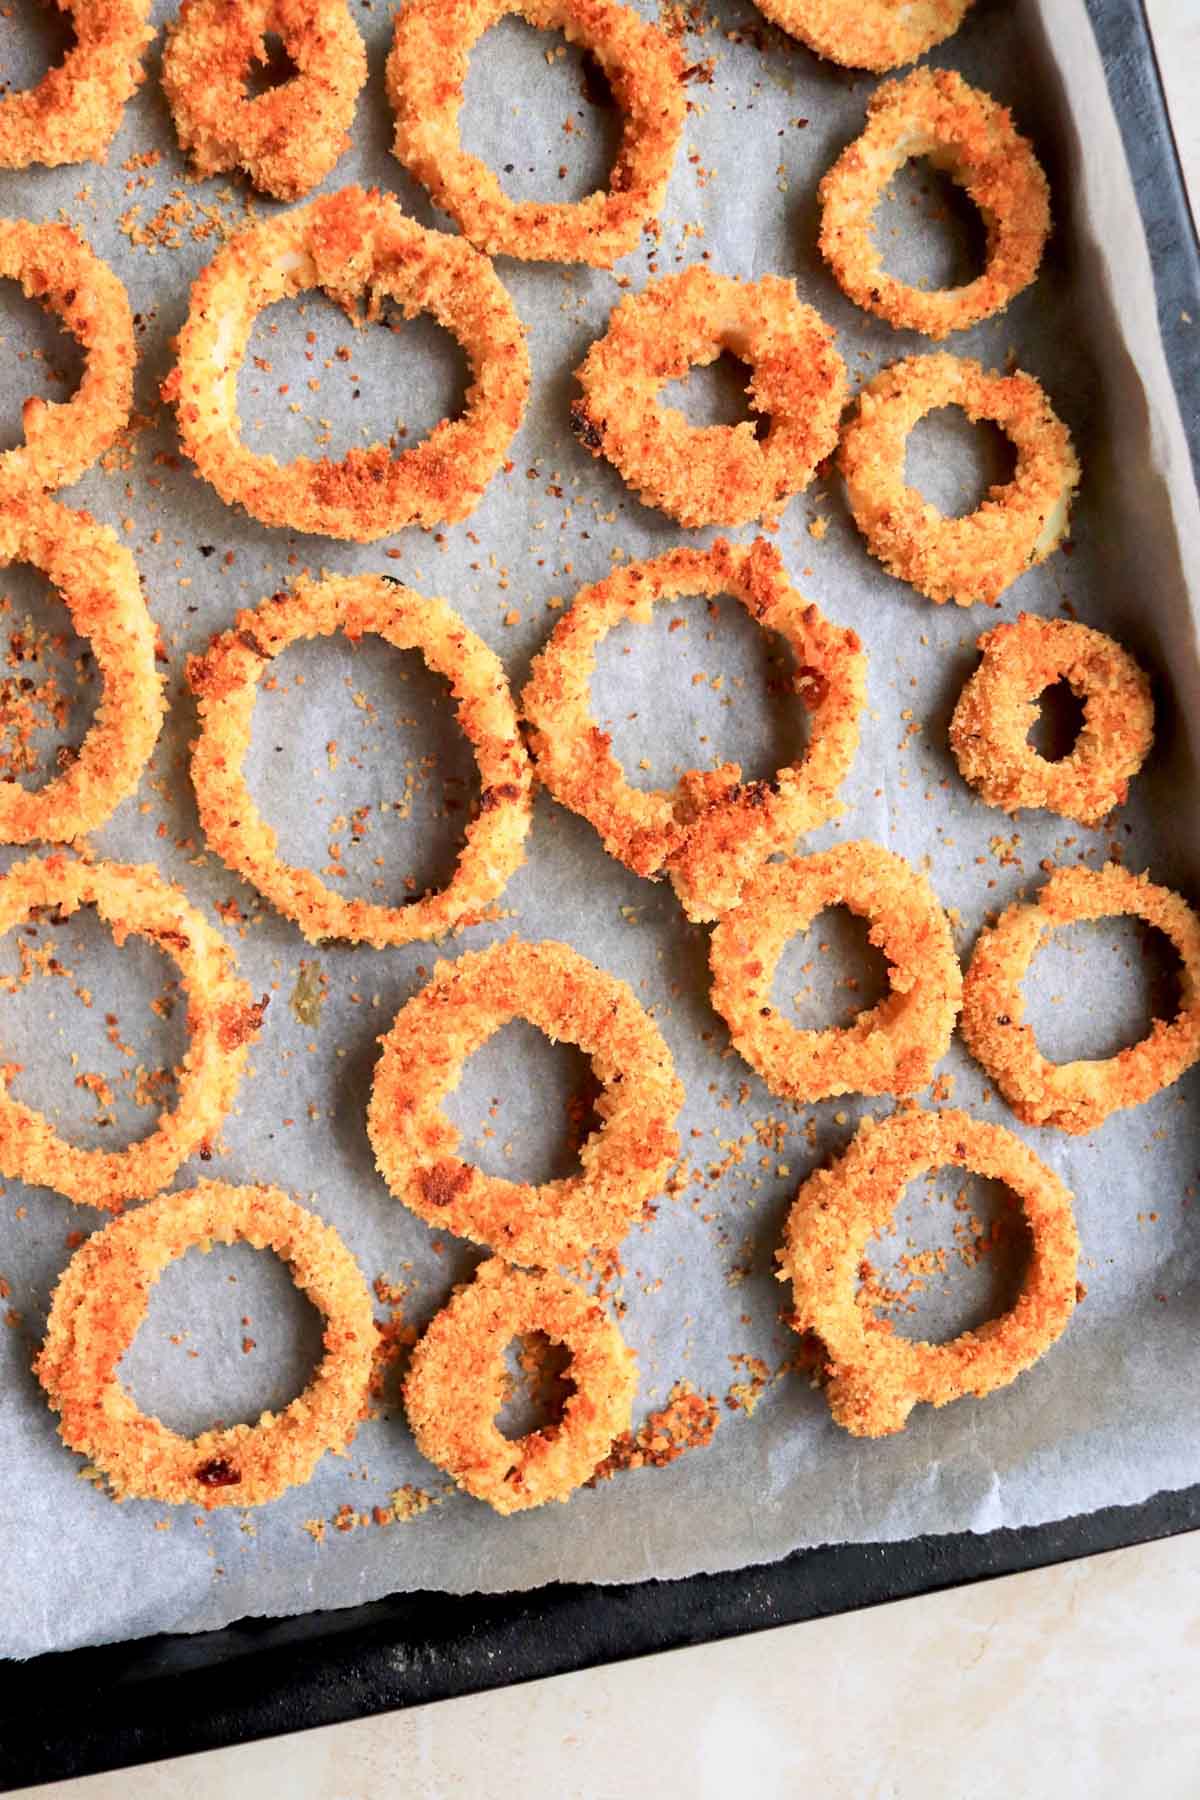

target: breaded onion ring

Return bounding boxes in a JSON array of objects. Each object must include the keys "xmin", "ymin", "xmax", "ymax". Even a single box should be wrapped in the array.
[
  {"xmin": 386, "ymin": 0, "xmax": 684, "ymax": 267},
  {"xmin": 781, "ymin": 1108, "xmax": 1080, "ymax": 1437},
  {"xmin": 367, "ymin": 937, "xmax": 683, "ymax": 1270},
  {"xmin": 839, "ymin": 355, "xmax": 1079, "ymax": 607},
  {"xmin": 188, "ymin": 575, "xmax": 532, "ymax": 948},
  {"xmin": 35, "ymin": 1182, "xmax": 375, "ymax": 1506},
  {"xmin": 709, "ymin": 842, "xmax": 961, "ymax": 1102},
  {"xmin": 0, "ymin": 496, "xmax": 164, "ymax": 844},
  {"xmin": 571, "ymin": 266, "xmax": 847, "ymax": 527},
  {"xmin": 950, "ymin": 614, "xmax": 1153, "ymax": 824},
  {"xmin": 818, "ymin": 68, "xmax": 1049, "ymax": 339},
  {"xmin": 961, "ymin": 863, "xmax": 1200, "ymax": 1136},
  {"xmin": 521, "ymin": 540, "xmax": 866, "ymax": 923},
  {"xmin": 404, "ymin": 1257, "xmax": 637, "ymax": 1513},
  {"xmin": 0, "ymin": 0, "xmax": 152, "ymax": 168},
  {"xmin": 162, "ymin": 0, "xmax": 367, "ymax": 201},
  {"xmin": 751, "ymin": 0, "xmax": 974, "ymax": 72},
  {"xmin": 165, "ymin": 187, "xmax": 530, "ymax": 541},
  {"xmin": 0, "ymin": 218, "xmax": 135, "ymax": 497},
  {"xmin": 0, "ymin": 857, "xmax": 265, "ymax": 1210}
]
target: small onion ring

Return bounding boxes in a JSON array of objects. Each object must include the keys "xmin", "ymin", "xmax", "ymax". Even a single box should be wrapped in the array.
[
  {"xmin": 709, "ymin": 842, "xmax": 962, "ymax": 1102},
  {"xmin": 165, "ymin": 186, "xmax": 531, "ymax": 541},
  {"xmin": 188, "ymin": 575, "xmax": 533, "ymax": 948},
  {"xmin": 961, "ymin": 862, "xmax": 1200, "ymax": 1136},
  {"xmin": 818, "ymin": 68, "xmax": 1050, "ymax": 339},
  {"xmin": 751, "ymin": 0, "xmax": 974, "ymax": 72},
  {"xmin": 839, "ymin": 354, "xmax": 1079, "ymax": 607},
  {"xmin": 162, "ymin": 0, "xmax": 367, "ymax": 201},
  {"xmin": 950, "ymin": 613, "xmax": 1153, "ymax": 824},
  {"xmin": 0, "ymin": 0, "xmax": 153, "ymax": 169},
  {"xmin": 35, "ymin": 1181, "xmax": 376, "ymax": 1506},
  {"xmin": 386, "ymin": 0, "xmax": 684, "ymax": 268},
  {"xmin": 367, "ymin": 937, "xmax": 683, "ymax": 1271},
  {"xmin": 571, "ymin": 266, "xmax": 847, "ymax": 527},
  {"xmin": 521, "ymin": 540, "xmax": 866, "ymax": 923},
  {"xmin": 0, "ymin": 856, "xmax": 266, "ymax": 1210},
  {"xmin": 404, "ymin": 1257, "xmax": 637, "ymax": 1513},
  {"xmin": 780, "ymin": 1107, "xmax": 1080, "ymax": 1437}
]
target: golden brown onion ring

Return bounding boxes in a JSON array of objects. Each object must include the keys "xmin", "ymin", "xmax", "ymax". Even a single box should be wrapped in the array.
[
  {"xmin": 751, "ymin": 0, "xmax": 974, "ymax": 72},
  {"xmin": 0, "ymin": 0, "xmax": 152, "ymax": 168}
]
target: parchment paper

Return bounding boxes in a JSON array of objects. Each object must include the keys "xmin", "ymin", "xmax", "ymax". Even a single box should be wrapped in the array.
[{"xmin": 0, "ymin": 0, "xmax": 1198, "ymax": 1660}]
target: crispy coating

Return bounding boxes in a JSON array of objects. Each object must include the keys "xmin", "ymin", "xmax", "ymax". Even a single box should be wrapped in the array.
[
  {"xmin": 367, "ymin": 937, "xmax": 683, "ymax": 1270},
  {"xmin": 950, "ymin": 614, "xmax": 1153, "ymax": 824},
  {"xmin": 387, "ymin": 0, "xmax": 684, "ymax": 267},
  {"xmin": 780, "ymin": 1108, "xmax": 1080, "ymax": 1437},
  {"xmin": 839, "ymin": 354, "xmax": 1079, "ymax": 607},
  {"xmin": 521, "ymin": 540, "xmax": 866, "ymax": 922},
  {"xmin": 404, "ymin": 1257, "xmax": 637, "ymax": 1512},
  {"xmin": 818, "ymin": 68, "xmax": 1049, "ymax": 339},
  {"xmin": 751, "ymin": 0, "xmax": 974, "ymax": 71},
  {"xmin": 188, "ymin": 575, "xmax": 533, "ymax": 948},
  {"xmin": 0, "ymin": 0, "xmax": 152, "ymax": 168},
  {"xmin": 163, "ymin": 0, "xmax": 367, "ymax": 201},
  {"xmin": 961, "ymin": 863, "xmax": 1200, "ymax": 1135},
  {"xmin": 35, "ymin": 1182, "xmax": 376, "ymax": 1506},
  {"xmin": 709, "ymin": 842, "xmax": 962, "ymax": 1102},
  {"xmin": 0, "ymin": 856, "xmax": 264, "ymax": 1210},
  {"xmin": 571, "ymin": 266, "xmax": 847, "ymax": 527},
  {"xmin": 166, "ymin": 186, "xmax": 531, "ymax": 541}
]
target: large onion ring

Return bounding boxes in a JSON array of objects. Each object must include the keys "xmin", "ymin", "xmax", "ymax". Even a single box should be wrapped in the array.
[
  {"xmin": 839, "ymin": 354, "xmax": 1079, "ymax": 607},
  {"xmin": 404, "ymin": 1257, "xmax": 637, "ymax": 1512},
  {"xmin": 709, "ymin": 842, "xmax": 962, "ymax": 1102},
  {"xmin": 166, "ymin": 186, "xmax": 531, "ymax": 541},
  {"xmin": 386, "ymin": 0, "xmax": 684, "ymax": 268},
  {"xmin": 961, "ymin": 863, "xmax": 1200, "ymax": 1135},
  {"xmin": 571, "ymin": 267, "xmax": 847, "ymax": 527},
  {"xmin": 751, "ymin": 0, "xmax": 974, "ymax": 72},
  {"xmin": 367, "ymin": 937, "xmax": 683, "ymax": 1270},
  {"xmin": 0, "ymin": 0, "xmax": 152, "ymax": 168},
  {"xmin": 818, "ymin": 68, "xmax": 1049, "ymax": 339},
  {"xmin": 188, "ymin": 575, "xmax": 533, "ymax": 948},
  {"xmin": 521, "ymin": 540, "xmax": 866, "ymax": 923},
  {"xmin": 35, "ymin": 1181, "xmax": 375, "ymax": 1506},
  {"xmin": 0, "ymin": 857, "xmax": 265, "ymax": 1210}
]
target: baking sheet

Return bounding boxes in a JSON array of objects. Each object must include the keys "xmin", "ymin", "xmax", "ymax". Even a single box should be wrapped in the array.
[{"xmin": 1, "ymin": 0, "xmax": 1198, "ymax": 1660}]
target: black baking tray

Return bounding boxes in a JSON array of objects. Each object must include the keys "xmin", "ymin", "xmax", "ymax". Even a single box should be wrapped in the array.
[{"xmin": 3, "ymin": 0, "xmax": 1198, "ymax": 1789}]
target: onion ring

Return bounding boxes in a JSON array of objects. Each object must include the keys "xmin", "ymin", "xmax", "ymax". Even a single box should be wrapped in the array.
[
  {"xmin": 839, "ymin": 354, "xmax": 1079, "ymax": 607},
  {"xmin": 950, "ymin": 613, "xmax": 1153, "ymax": 824},
  {"xmin": 521, "ymin": 540, "xmax": 866, "ymax": 923},
  {"xmin": 0, "ymin": 856, "xmax": 265, "ymax": 1210},
  {"xmin": 0, "ymin": 496, "xmax": 164, "ymax": 844},
  {"xmin": 367, "ymin": 937, "xmax": 683, "ymax": 1270},
  {"xmin": 35, "ymin": 1181, "xmax": 375, "ymax": 1506},
  {"xmin": 818, "ymin": 68, "xmax": 1050, "ymax": 339},
  {"xmin": 386, "ymin": 0, "xmax": 684, "ymax": 268},
  {"xmin": 162, "ymin": 0, "xmax": 367, "ymax": 201},
  {"xmin": 961, "ymin": 862, "xmax": 1200, "ymax": 1135},
  {"xmin": 165, "ymin": 186, "xmax": 531, "ymax": 541},
  {"xmin": 188, "ymin": 575, "xmax": 533, "ymax": 948},
  {"xmin": 0, "ymin": 0, "xmax": 152, "ymax": 168},
  {"xmin": 751, "ymin": 0, "xmax": 974, "ymax": 72},
  {"xmin": 780, "ymin": 1107, "xmax": 1080, "ymax": 1437},
  {"xmin": 403, "ymin": 1257, "xmax": 637, "ymax": 1512},
  {"xmin": 571, "ymin": 266, "xmax": 847, "ymax": 527},
  {"xmin": 709, "ymin": 842, "xmax": 962, "ymax": 1102}
]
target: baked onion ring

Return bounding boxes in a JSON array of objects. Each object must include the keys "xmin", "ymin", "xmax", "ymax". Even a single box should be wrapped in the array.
[
  {"xmin": 162, "ymin": 0, "xmax": 367, "ymax": 201},
  {"xmin": 165, "ymin": 186, "xmax": 530, "ymax": 541},
  {"xmin": 571, "ymin": 266, "xmax": 847, "ymax": 527},
  {"xmin": 950, "ymin": 613, "xmax": 1153, "ymax": 824},
  {"xmin": 188, "ymin": 575, "xmax": 533, "ymax": 948},
  {"xmin": 961, "ymin": 863, "xmax": 1200, "ymax": 1136},
  {"xmin": 781, "ymin": 1108, "xmax": 1080, "ymax": 1437},
  {"xmin": 367, "ymin": 937, "xmax": 683, "ymax": 1270},
  {"xmin": 709, "ymin": 842, "xmax": 961, "ymax": 1102},
  {"xmin": 521, "ymin": 540, "xmax": 866, "ymax": 923},
  {"xmin": 404, "ymin": 1257, "xmax": 637, "ymax": 1513},
  {"xmin": 0, "ymin": 0, "xmax": 152, "ymax": 168},
  {"xmin": 0, "ymin": 857, "xmax": 265, "ymax": 1210},
  {"xmin": 818, "ymin": 68, "xmax": 1049, "ymax": 339},
  {"xmin": 839, "ymin": 354, "xmax": 1079, "ymax": 607},
  {"xmin": 386, "ymin": 0, "xmax": 684, "ymax": 267},
  {"xmin": 751, "ymin": 0, "xmax": 974, "ymax": 71},
  {"xmin": 35, "ymin": 1181, "xmax": 375, "ymax": 1506}
]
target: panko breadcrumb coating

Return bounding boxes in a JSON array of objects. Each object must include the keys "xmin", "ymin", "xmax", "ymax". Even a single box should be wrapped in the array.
[
  {"xmin": 751, "ymin": 0, "xmax": 974, "ymax": 72},
  {"xmin": 0, "ymin": 0, "xmax": 152, "ymax": 168}
]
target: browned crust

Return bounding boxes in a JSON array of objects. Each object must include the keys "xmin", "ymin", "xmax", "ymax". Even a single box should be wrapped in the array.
[
  {"xmin": 0, "ymin": 0, "xmax": 153, "ymax": 168},
  {"xmin": 751, "ymin": 0, "xmax": 974, "ymax": 72}
]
